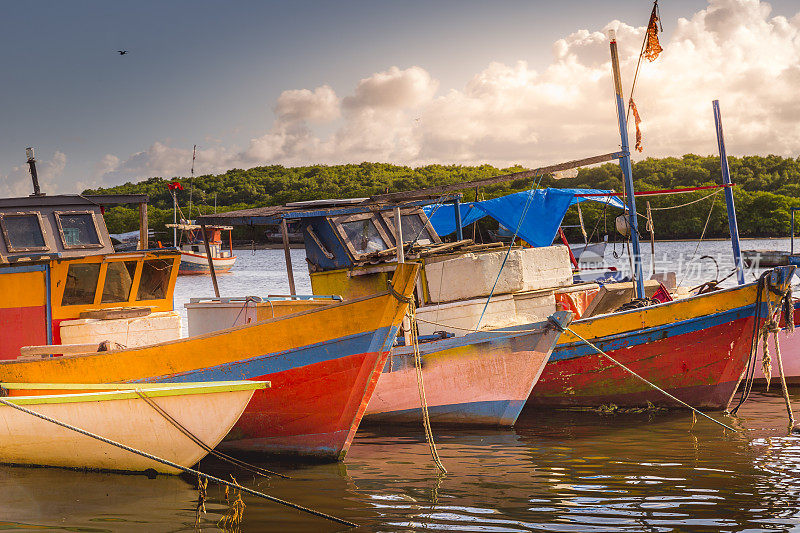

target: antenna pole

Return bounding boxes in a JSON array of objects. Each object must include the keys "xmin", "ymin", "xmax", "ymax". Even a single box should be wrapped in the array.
[{"xmin": 25, "ymin": 147, "xmax": 44, "ymax": 197}]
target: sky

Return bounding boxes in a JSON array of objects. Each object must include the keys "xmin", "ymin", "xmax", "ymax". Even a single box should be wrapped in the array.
[{"xmin": 1, "ymin": 0, "xmax": 798, "ymax": 196}]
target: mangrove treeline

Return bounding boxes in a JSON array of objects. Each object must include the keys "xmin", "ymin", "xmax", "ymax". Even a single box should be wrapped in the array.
[{"xmin": 84, "ymin": 154, "xmax": 800, "ymax": 242}]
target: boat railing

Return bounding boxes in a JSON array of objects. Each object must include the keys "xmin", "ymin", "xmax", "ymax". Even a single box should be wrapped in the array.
[{"xmin": 188, "ymin": 294, "xmax": 342, "ymax": 304}]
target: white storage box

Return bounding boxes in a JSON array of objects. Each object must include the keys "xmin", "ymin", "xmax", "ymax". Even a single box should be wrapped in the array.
[
  {"xmin": 59, "ymin": 311, "xmax": 181, "ymax": 348},
  {"xmin": 424, "ymin": 245, "xmax": 573, "ymax": 304}
]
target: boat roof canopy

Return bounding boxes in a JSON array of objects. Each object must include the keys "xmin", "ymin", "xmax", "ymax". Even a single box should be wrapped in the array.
[
  {"xmin": 197, "ymin": 196, "xmax": 456, "ymax": 226},
  {"xmin": 424, "ymin": 188, "xmax": 625, "ymax": 247},
  {"xmin": 0, "ymin": 194, "xmax": 119, "ymax": 263}
]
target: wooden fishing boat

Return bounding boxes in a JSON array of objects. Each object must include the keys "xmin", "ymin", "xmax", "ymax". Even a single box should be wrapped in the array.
[
  {"xmin": 198, "ymin": 201, "xmax": 578, "ymax": 428},
  {"xmin": 528, "ymin": 276, "xmax": 793, "ymax": 409},
  {"xmin": 364, "ymin": 311, "xmax": 571, "ymax": 426},
  {"xmin": 196, "ymin": 33, "xmax": 783, "ymax": 417},
  {"xmin": 0, "ymin": 263, "xmax": 417, "ymax": 460},
  {"xmin": 166, "ymin": 223, "xmax": 237, "ymax": 275},
  {"xmin": 0, "ymin": 192, "xmax": 419, "ymax": 460},
  {"xmin": 0, "ymin": 381, "xmax": 266, "ymax": 473}
]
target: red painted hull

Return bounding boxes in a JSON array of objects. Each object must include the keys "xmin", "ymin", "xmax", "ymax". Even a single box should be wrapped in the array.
[
  {"xmin": 219, "ymin": 351, "xmax": 387, "ymax": 459},
  {"xmin": 0, "ymin": 306, "xmax": 47, "ymax": 360},
  {"xmin": 528, "ymin": 315, "xmax": 755, "ymax": 410}
]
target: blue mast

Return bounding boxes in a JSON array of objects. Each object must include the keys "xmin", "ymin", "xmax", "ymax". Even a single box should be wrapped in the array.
[
  {"xmin": 609, "ymin": 30, "xmax": 645, "ymax": 299},
  {"xmin": 712, "ymin": 100, "xmax": 745, "ymax": 285}
]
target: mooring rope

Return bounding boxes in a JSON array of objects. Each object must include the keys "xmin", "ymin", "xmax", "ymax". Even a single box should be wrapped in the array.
[
  {"xmin": 755, "ymin": 289, "xmax": 797, "ymax": 433},
  {"xmin": 547, "ymin": 316, "xmax": 738, "ymax": 432},
  {"xmin": 0, "ymin": 395, "xmax": 357, "ymax": 527},
  {"xmin": 408, "ymin": 301, "xmax": 447, "ymax": 474},
  {"xmin": 134, "ymin": 390, "xmax": 289, "ymax": 479}
]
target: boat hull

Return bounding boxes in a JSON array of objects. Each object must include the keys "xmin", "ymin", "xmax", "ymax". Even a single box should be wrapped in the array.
[
  {"xmin": 364, "ymin": 313, "xmax": 568, "ymax": 426},
  {"xmin": 753, "ymin": 303, "xmax": 800, "ymax": 385},
  {"xmin": 0, "ymin": 264, "xmax": 418, "ymax": 461},
  {"xmin": 0, "ymin": 382, "xmax": 258, "ymax": 474},
  {"xmin": 528, "ymin": 278, "xmax": 790, "ymax": 410},
  {"xmin": 178, "ymin": 252, "xmax": 236, "ymax": 275}
]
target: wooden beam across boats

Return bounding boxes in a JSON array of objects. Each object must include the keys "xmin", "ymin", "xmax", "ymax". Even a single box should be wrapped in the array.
[{"xmin": 0, "ymin": 381, "xmax": 267, "ymax": 473}]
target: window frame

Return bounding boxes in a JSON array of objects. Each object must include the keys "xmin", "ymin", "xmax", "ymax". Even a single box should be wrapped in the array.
[
  {"xmin": 379, "ymin": 207, "xmax": 441, "ymax": 246},
  {"xmin": 0, "ymin": 211, "xmax": 50, "ymax": 253},
  {"xmin": 330, "ymin": 212, "xmax": 395, "ymax": 260},
  {"xmin": 54, "ymin": 210, "xmax": 104, "ymax": 250}
]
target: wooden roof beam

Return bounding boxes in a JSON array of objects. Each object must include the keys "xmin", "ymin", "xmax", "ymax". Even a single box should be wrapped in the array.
[{"xmin": 369, "ymin": 151, "xmax": 626, "ymax": 203}]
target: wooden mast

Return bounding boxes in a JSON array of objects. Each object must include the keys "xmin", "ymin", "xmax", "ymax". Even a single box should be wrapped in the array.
[{"xmin": 609, "ymin": 29, "xmax": 645, "ymax": 299}]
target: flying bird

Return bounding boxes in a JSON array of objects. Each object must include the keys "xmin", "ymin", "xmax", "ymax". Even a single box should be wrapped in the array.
[{"xmin": 117, "ymin": 50, "xmax": 128, "ymax": 55}]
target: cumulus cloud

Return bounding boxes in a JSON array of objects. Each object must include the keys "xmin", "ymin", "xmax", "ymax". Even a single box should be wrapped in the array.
[
  {"xmin": 0, "ymin": 151, "xmax": 67, "ymax": 196},
  {"xmin": 86, "ymin": 0, "xmax": 800, "ymax": 189}
]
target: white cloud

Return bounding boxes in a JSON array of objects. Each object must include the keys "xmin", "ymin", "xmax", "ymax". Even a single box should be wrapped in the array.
[
  {"xmin": 85, "ymin": 0, "xmax": 800, "ymax": 189},
  {"xmin": 0, "ymin": 151, "xmax": 67, "ymax": 196}
]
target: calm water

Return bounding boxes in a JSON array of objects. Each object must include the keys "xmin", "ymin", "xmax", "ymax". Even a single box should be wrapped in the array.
[{"xmin": 2, "ymin": 241, "xmax": 800, "ymax": 532}]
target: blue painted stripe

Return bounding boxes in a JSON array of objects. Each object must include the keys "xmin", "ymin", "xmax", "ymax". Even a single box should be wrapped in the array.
[
  {"xmin": 44, "ymin": 263, "xmax": 52, "ymax": 345},
  {"xmin": 0, "ymin": 264, "xmax": 47, "ymax": 274},
  {"xmin": 135, "ymin": 326, "xmax": 393, "ymax": 382},
  {"xmin": 367, "ymin": 399, "xmax": 526, "ymax": 426},
  {"xmin": 553, "ymin": 302, "xmax": 757, "ymax": 362}
]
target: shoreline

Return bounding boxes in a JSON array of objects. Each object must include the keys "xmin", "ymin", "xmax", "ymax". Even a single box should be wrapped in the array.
[{"xmin": 232, "ymin": 236, "xmax": 791, "ymax": 250}]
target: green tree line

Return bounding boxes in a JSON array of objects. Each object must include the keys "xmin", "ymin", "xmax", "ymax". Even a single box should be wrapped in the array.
[{"xmin": 84, "ymin": 154, "xmax": 800, "ymax": 241}]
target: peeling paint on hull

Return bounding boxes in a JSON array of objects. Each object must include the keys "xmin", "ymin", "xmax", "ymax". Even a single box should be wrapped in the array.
[{"xmin": 528, "ymin": 281, "xmax": 781, "ymax": 410}]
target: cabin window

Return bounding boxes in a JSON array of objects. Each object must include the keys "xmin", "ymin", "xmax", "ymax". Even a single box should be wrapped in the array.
[
  {"xmin": 62, "ymin": 263, "xmax": 101, "ymax": 306},
  {"xmin": 0, "ymin": 213, "xmax": 48, "ymax": 252},
  {"xmin": 55, "ymin": 211, "xmax": 102, "ymax": 249},
  {"xmin": 136, "ymin": 259, "xmax": 172, "ymax": 301},
  {"xmin": 192, "ymin": 245, "xmax": 200, "ymax": 253},
  {"xmin": 333, "ymin": 214, "xmax": 393, "ymax": 259},
  {"xmin": 381, "ymin": 209, "xmax": 441, "ymax": 246},
  {"xmin": 398, "ymin": 214, "xmax": 433, "ymax": 244},
  {"xmin": 101, "ymin": 261, "xmax": 138, "ymax": 303}
]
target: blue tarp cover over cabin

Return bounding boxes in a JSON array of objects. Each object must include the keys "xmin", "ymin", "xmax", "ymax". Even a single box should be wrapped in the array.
[{"xmin": 423, "ymin": 188, "xmax": 625, "ymax": 247}]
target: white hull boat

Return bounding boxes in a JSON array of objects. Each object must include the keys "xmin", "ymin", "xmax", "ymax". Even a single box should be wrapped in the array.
[{"xmin": 0, "ymin": 381, "xmax": 267, "ymax": 474}]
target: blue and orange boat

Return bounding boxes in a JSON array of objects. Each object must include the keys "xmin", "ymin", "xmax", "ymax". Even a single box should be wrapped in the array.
[{"xmin": 0, "ymin": 192, "xmax": 417, "ymax": 460}]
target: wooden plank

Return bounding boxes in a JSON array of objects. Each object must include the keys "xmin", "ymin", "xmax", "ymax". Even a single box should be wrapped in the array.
[
  {"xmin": 138, "ymin": 203, "xmax": 148, "ymax": 250},
  {"xmin": 21, "ymin": 343, "xmax": 105, "ymax": 356},
  {"xmin": 420, "ymin": 239, "xmax": 473, "ymax": 257},
  {"xmin": 281, "ymin": 219, "xmax": 296, "ymax": 296},
  {"xmin": 369, "ymin": 151, "xmax": 626, "ymax": 203},
  {"xmin": 200, "ymin": 223, "xmax": 220, "ymax": 297}
]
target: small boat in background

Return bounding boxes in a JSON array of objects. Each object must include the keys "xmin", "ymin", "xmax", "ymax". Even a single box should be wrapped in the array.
[
  {"xmin": 166, "ymin": 223, "xmax": 237, "ymax": 275},
  {"xmin": 742, "ymin": 249, "xmax": 790, "ymax": 267},
  {"xmin": 0, "ymin": 381, "xmax": 266, "ymax": 473}
]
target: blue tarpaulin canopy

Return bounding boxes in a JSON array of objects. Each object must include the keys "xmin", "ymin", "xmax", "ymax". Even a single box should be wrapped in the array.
[{"xmin": 424, "ymin": 188, "xmax": 624, "ymax": 247}]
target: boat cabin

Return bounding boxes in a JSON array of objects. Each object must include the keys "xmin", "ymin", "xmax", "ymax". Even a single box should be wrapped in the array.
[
  {"xmin": 199, "ymin": 197, "xmax": 592, "ymax": 337},
  {"xmin": 166, "ymin": 223, "xmax": 234, "ymax": 259},
  {"xmin": 0, "ymin": 194, "xmax": 180, "ymax": 360}
]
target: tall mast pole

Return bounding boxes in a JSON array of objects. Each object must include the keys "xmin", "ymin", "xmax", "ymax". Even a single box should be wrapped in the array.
[
  {"xmin": 609, "ymin": 30, "xmax": 644, "ymax": 299},
  {"xmin": 188, "ymin": 144, "xmax": 196, "ymax": 222},
  {"xmin": 713, "ymin": 100, "xmax": 745, "ymax": 285}
]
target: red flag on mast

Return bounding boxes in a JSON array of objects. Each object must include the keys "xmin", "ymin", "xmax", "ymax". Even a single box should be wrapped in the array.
[
  {"xmin": 167, "ymin": 182, "xmax": 183, "ymax": 191},
  {"xmin": 643, "ymin": 3, "xmax": 663, "ymax": 62}
]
